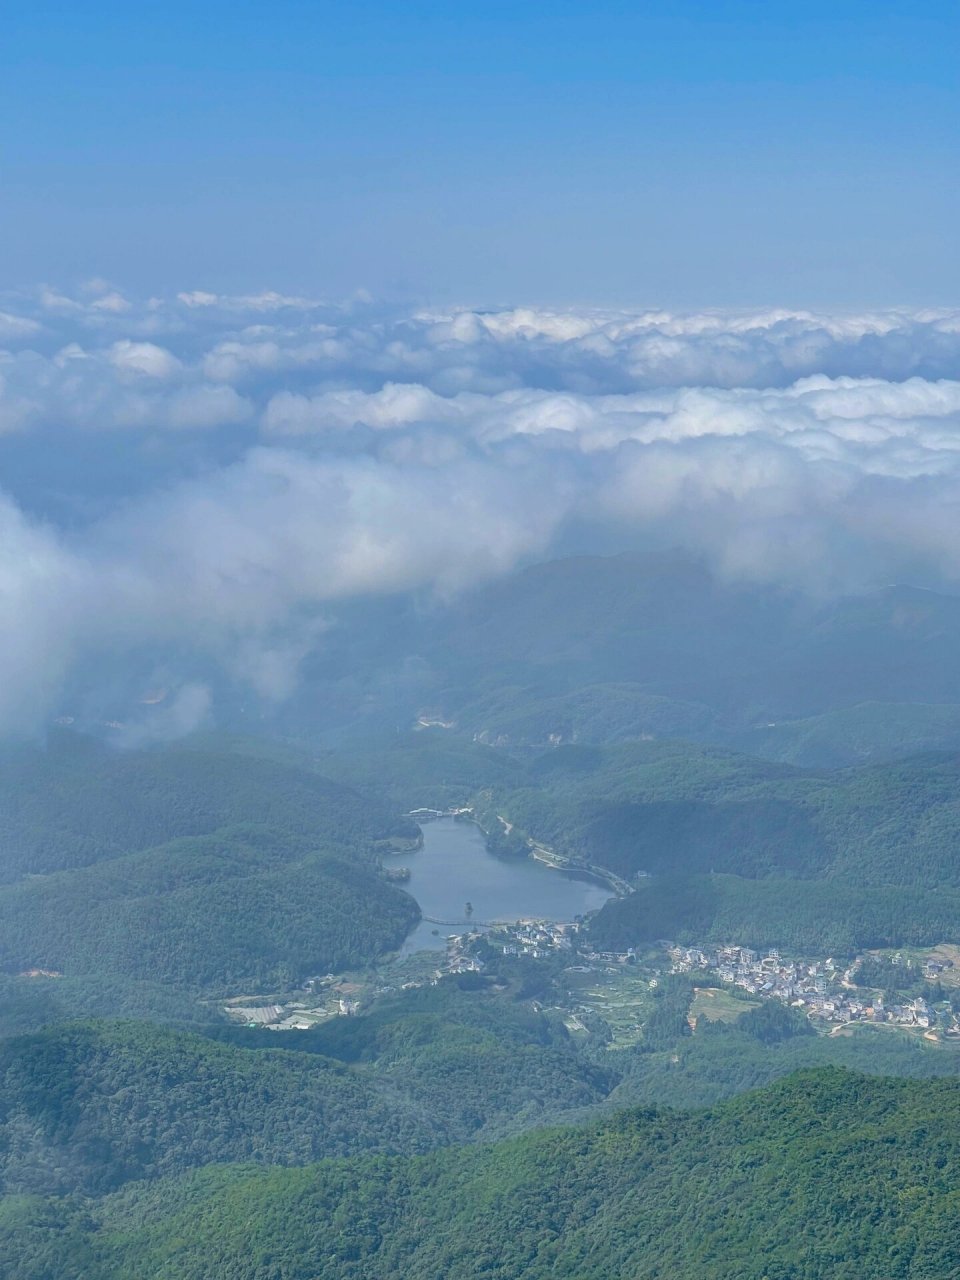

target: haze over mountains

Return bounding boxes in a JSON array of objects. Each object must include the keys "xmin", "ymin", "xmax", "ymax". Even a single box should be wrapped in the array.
[
  {"xmin": 53, "ymin": 550, "xmax": 960, "ymax": 772},
  {"xmin": 4, "ymin": 290, "xmax": 960, "ymax": 747}
]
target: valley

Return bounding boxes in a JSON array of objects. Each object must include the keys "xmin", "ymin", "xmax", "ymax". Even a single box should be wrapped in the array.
[{"xmin": 8, "ymin": 555, "xmax": 960, "ymax": 1276}]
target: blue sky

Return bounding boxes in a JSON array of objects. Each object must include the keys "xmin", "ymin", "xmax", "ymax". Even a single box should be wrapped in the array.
[
  {"xmin": 2, "ymin": 4, "xmax": 960, "ymax": 736},
  {"xmin": 2, "ymin": 1, "xmax": 958, "ymax": 306}
]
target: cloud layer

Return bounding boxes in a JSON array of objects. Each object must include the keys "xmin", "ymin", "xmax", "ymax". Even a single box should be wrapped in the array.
[{"xmin": 2, "ymin": 284, "xmax": 960, "ymax": 735}]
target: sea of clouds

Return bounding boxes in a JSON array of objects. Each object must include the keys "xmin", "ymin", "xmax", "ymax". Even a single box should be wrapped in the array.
[{"xmin": 2, "ymin": 282, "xmax": 960, "ymax": 736}]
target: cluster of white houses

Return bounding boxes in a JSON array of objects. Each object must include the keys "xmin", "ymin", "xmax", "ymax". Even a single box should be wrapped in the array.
[
  {"xmin": 668, "ymin": 943, "xmax": 953, "ymax": 1031},
  {"xmin": 498, "ymin": 920, "xmax": 576, "ymax": 958}
]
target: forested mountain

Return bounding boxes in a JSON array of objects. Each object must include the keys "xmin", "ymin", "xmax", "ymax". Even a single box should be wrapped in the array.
[
  {"xmin": 587, "ymin": 871, "xmax": 960, "ymax": 954},
  {"xmin": 435, "ymin": 557, "xmax": 960, "ymax": 742},
  {"xmin": 476, "ymin": 739, "xmax": 960, "ymax": 951},
  {"xmin": 0, "ymin": 735, "xmax": 415, "ymax": 879},
  {"xmin": 5, "ymin": 0, "xmax": 956, "ymax": 1267},
  {"xmin": 492, "ymin": 740, "xmax": 960, "ymax": 889},
  {"xmin": 0, "ymin": 738, "xmax": 421, "ymax": 994},
  {"xmin": 0, "ymin": 984, "xmax": 957, "ymax": 1204},
  {"xmin": 4, "ymin": 1068, "xmax": 959, "ymax": 1279},
  {"xmin": 0, "ymin": 1021, "xmax": 441, "ymax": 1196},
  {"xmin": 313, "ymin": 730, "xmax": 522, "ymax": 810},
  {"xmin": 34, "ymin": 554, "xmax": 960, "ymax": 773},
  {"xmin": 95, "ymin": 554, "xmax": 960, "ymax": 769},
  {"xmin": 256, "ymin": 553, "xmax": 960, "ymax": 768},
  {"xmin": 0, "ymin": 826, "xmax": 419, "ymax": 991},
  {"xmin": 15, "ymin": 722, "xmax": 960, "ymax": 993},
  {"xmin": 13, "ymin": 723, "xmax": 960, "ymax": 995},
  {"xmin": 0, "ymin": 999, "xmax": 615, "ymax": 1197}
]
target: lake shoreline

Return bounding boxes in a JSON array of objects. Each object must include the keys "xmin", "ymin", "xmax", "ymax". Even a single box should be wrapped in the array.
[{"xmin": 396, "ymin": 817, "xmax": 614, "ymax": 955}]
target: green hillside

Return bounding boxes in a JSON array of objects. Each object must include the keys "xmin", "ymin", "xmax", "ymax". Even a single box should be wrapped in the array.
[
  {"xmin": 0, "ymin": 825, "xmax": 419, "ymax": 991},
  {"xmin": 146, "ymin": 557, "xmax": 960, "ymax": 766},
  {"xmin": 734, "ymin": 700, "xmax": 960, "ymax": 768},
  {"xmin": 459, "ymin": 682, "xmax": 725, "ymax": 750},
  {"xmin": 17, "ymin": 730, "xmax": 960, "ymax": 977},
  {"xmin": 494, "ymin": 740, "xmax": 960, "ymax": 890},
  {"xmin": 0, "ymin": 1005, "xmax": 615, "ymax": 1198},
  {"xmin": 460, "ymin": 684, "xmax": 960, "ymax": 767},
  {"xmin": 0, "ymin": 735, "xmax": 415, "ymax": 879},
  {"xmin": 0, "ymin": 738, "xmax": 422, "ymax": 996},
  {"xmin": 5, "ymin": 1068, "xmax": 959, "ymax": 1279},
  {"xmin": 588, "ymin": 871, "xmax": 960, "ymax": 953},
  {"xmin": 475, "ymin": 740, "xmax": 960, "ymax": 950},
  {"xmin": 430, "ymin": 557, "xmax": 960, "ymax": 740},
  {"xmin": 314, "ymin": 730, "xmax": 522, "ymax": 809},
  {"xmin": 0, "ymin": 1020, "xmax": 441, "ymax": 1197}
]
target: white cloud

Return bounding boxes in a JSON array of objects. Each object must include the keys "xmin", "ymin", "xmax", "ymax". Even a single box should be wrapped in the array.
[
  {"xmin": 262, "ymin": 383, "xmax": 459, "ymax": 435},
  {"xmin": 0, "ymin": 311, "xmax": 42, "ymax": 341},
  {"xmin": 177, "ymin": 290, "xmax": 219, "ymax": 308},
  {"xmin": 0, "ymin": 496, "xmax": 90, "ymax": 729},
  {"xmin": 108, "ymin": 340, "xmax": 182, "ymax": 379},
  {"xmin": 89, "ymin": 291, "xmax": 131, "ymax": 314},
  {"xmin": 114, "ymin": 681, "xmax": 213, "ymax": 747},
  {"xmin": 0, "ymin": 343, "xmax": 251, "ymax": 434},
  {"xmin": 3, "ymin": 290, "xmax": 960, "ymax": 734}
]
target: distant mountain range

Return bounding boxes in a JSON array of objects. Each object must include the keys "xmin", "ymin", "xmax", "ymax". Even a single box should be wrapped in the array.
[{"xmin": 54, "ymin": 552, "xmax": 960, "ymax": 769}]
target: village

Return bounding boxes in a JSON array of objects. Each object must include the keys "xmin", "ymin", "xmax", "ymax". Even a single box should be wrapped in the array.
[
  {"xmin": 664, "ymin": 942, "xmax": 956, "ymax": 1033},
  {"xmin": 220, "ymin": 910, "xmax": 960, "ymax": 1042},
  {"xmin": 218, "ymin": 918, "xmax": 574, "ymax": 1029},
  {"xmin": 473, "ymin": 920, "xmax": 960, "ymax": 1038}
]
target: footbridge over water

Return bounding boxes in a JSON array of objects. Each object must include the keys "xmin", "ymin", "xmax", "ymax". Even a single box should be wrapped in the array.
[{"xmin": 421, "ymin": 914, "xmax": 499, "ymax": 929}]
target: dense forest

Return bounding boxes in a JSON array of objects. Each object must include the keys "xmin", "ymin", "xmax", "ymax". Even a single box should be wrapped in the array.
[
  {"xmin": 0, "ymin": 994, "xmax": 619, "ymax": 1199},
  {"xmin": 2, "ymin": 980, "xmax": 959, "ymax": 1204},
  {"xmin": 0, "ymin": 738, "xmax": 422, "ymax": 994},
  {"xmin": 11, "ymin": 727, "xmax": 960, "ymax": 1004},
  {"xmin": 469, "ymin": 739, "xmax": 960, "ymax": 951},
  {"xmin": 0, "ymin": 1020, "xmax": 442, "ymax": 1197},
  {"xmin": 0, "ymin": 735, "xmax": 417, "ymax": 878},
  {"xmin": 587, "ymin": 871, "xmax": 960, "ymax": 953},
  {"xmin": 3, "ymin": 1068, "xmax": 959, "ymax": 1279},
  {"xmin": 490, "ymin": 739, "xmax": 960, "ymax": 890},
  {"xmin": 0, "ymin": 825, "xmax": 419, "ymax": 991}
]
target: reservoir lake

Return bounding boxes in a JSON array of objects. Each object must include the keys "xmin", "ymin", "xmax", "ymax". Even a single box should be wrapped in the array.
[{"xmin": 398, "ymin": 817, "xmax": 613, "ymax": 954}]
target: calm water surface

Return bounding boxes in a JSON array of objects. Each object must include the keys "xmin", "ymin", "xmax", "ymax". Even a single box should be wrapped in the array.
[{"xmin": 398, "ymin": 817, "xmax": 612, "ymax": 954}]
